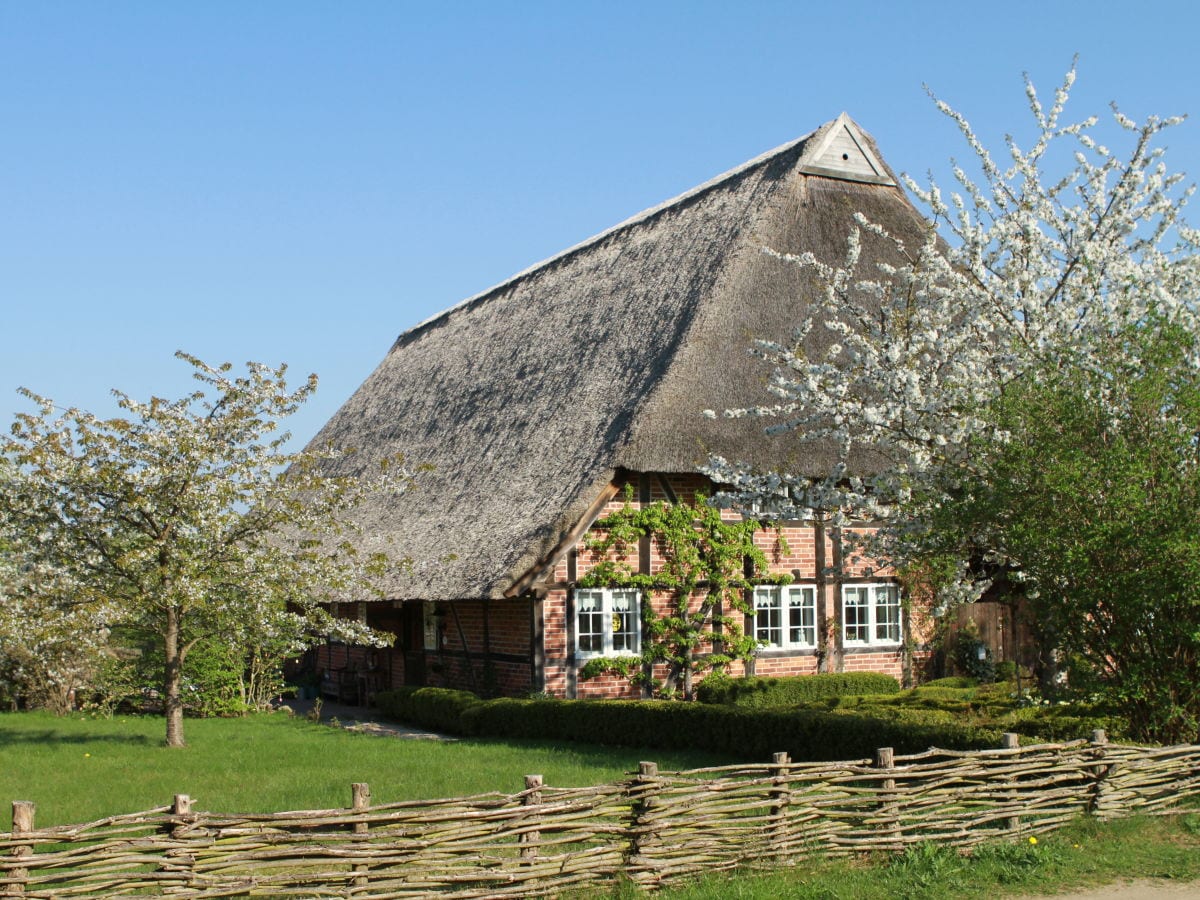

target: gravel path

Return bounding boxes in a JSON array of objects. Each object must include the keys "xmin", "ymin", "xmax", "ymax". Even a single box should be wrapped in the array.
[
  {"xmin": 1013, "ymin": 880, "xmax": 1200, "ymax": 899},
  {"xmin": 277, "ymin": 697, "xmax": 456, "ymax": 740}
]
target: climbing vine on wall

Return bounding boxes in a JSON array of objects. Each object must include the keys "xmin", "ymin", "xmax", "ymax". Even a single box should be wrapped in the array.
[{"xmin": 577, "ymin": 488, "xmax": 790, "ymax": 698}]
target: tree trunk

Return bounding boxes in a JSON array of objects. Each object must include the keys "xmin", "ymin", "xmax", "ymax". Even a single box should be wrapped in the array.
[
  {"xmin": 164, "ymin": 606, "xmax": 186, "ymax": 747},
  {"xmin": 682, "ymin": 647, "xmax": 694, "ymax": 700}
]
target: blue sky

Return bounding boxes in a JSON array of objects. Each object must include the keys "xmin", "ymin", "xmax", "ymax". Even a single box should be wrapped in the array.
[{"xmin": 2, "ymin": 1, "xmax": 1198, "ymax": 447}]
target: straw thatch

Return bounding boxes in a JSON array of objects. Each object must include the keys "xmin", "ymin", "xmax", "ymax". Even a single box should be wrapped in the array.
[{"xmin": 308, "ymin": 115, "xmax": 930, "ymax": 600}]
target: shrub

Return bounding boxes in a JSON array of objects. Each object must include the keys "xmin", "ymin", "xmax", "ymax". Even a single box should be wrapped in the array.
[
  {"xmin": 459, "ymin": 696, "xmax": 1000, "ymax": 761},
  {"xmin": 923, "ymin": 676, "xmax": 979, "ymax": 689},
  {"xmin": 999, "ymin": 704, "xmax": 1130, "ymax": 742},
  {"xmin": 374, "ymin": 683, "xmax": 1113, "ymax": 764},
  {"xmin": 696, "ymin": 672, "xmax": 901, "ymax": 708},
  {"xmin": 374, "ymin": 687, "xmax": 482, "ymax": 734}
]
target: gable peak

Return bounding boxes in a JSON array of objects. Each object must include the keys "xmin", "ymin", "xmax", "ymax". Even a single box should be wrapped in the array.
[{"xmin": 797, "ymin": 113, "xmax": 895, "ymax": 186}]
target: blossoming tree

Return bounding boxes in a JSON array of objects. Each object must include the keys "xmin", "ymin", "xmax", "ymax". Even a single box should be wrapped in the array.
[
  {"xmin": 0, "ymin": 353, "xmax": 416, "ymax": 746},
  {"xmin": 705, "ymin": 66, "xmax": 1200, "ymax": 740}
]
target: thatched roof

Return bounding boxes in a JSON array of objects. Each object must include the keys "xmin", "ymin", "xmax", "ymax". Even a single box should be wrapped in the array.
[{"xmin": 308, "ymin": 115, "xmax": 931, "ymax": 601}]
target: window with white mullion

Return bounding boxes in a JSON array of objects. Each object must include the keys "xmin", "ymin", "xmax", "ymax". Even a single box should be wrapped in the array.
[
  {"xmin": 609, "ymin": 589, "xmax": 639, "ymax": 653},
  {"xmin": 874, "ymin": 587, "xmax": 902, "ymax": 643},
  {"xmin": 576, "ymin": 591, "xmax": 606, "ymax": 655},
  {"xmin": 755, "ymin": 585, "xmax": 816, "ymax": 651},
  {"xmin": 841, "ymin": 584, "xmax": 902, "ymax": 647},
  {"xmin": 788, "ymin": 588, "xmax": 817, "ymax": 647},
  {"xmin": 575, "ymin": 588, "xmax": 641, "ymax": 658}
]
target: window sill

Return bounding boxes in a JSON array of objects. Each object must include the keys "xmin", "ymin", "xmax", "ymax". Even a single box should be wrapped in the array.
[{"xmin": 842, "ymin": 643, "xmax": 903, "ymax": 652}]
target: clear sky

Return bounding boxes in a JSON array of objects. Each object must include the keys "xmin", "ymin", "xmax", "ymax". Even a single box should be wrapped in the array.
[{"xmin": 2, "ymin": 1, "xmax": 1197, "ymax": 448}]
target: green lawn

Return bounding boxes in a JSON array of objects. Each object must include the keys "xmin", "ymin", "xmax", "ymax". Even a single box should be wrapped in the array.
[
  {"xmin": 3, "ymin": 710, "xmax": 1198, "ymax": 898},
  {"xmin": 0, "ymin": 710, "xmax": 731, "ymax": 830},
  {"xmin": 599, "ymin": 812, "xmax": 1200, "ymax": 899}
]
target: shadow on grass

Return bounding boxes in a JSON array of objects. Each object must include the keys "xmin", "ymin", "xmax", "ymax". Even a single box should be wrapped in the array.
[{"xmin": 0, "ymin": 729, "xmax": 156, "ymax": 748}]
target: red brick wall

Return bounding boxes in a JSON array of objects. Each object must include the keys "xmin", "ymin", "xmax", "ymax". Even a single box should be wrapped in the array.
[
  {"xmin": 544, "ymin": 473, "xmax": 930, "ymax": 699},
  {"xmin": 417, "ymin": 598, "xmax": 534, "ymax": 696}
]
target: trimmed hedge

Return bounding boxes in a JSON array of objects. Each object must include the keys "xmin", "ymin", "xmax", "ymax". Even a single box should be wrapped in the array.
[
  {"xmin": 374, "ymin": 687, "xmax": 1002, "ymax": 761},
  {"xmin": 374, "ymin": 687, "xmax": 481, "ymax": 735},
  {"xmin": 373, "ymin": 678, "xmax": 1131, "ymax": 761},
  {"xmin": 1000, "ymin": 705, "xmax": 1130, "ymax": 742},
  {"xmin": 696, "ymin": 672, "xmax": 901, "ymax": 708},
  {"xmin": 463, "ymin": 698, "xmax": 1001, "ymax": 760}
]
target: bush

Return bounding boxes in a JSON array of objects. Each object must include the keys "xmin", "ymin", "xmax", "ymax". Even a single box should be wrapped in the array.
[
  {"xmin": 457, "ymin": 696, "xmax": 1001, "ymax": 761},
  {"xmin": 374, "ymin": 687, "xmax": 482, "ymax": 734},
  {"xmin": 374, "ymin": 684, "xmax": 1116, "ymax": 764},
  {"xmin": 696, "ymin": 672, "xmax": 901, "ymax": 708},
  {"xmin": 923, "ymin": 676, "xmax": 979, "ymax": 689},
  {"xmin": 1000, "ymin": 704, "xmax": 1130, "ymax": 742}
]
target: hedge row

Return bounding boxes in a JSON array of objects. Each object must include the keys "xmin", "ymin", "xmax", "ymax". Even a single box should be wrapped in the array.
[
  {"xmin": 696, "ymin": 672, "xmax": 901, "ymax": 708},
  {"xmin": 373, "ymin": 686, "xmax": 479, "ymax": 734},
  {"xmin": 373, "ymin": 687, "xmax": 1003, "ymax": 761}
]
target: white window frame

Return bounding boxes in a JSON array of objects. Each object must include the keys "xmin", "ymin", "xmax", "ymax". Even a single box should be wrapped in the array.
[
  {"xmin": 841, "ymin": 583, "xmax": 902, "ymax": 647},
  {"xmin": 754, "ymin": 585, "xmax": 818, "ymax": 651},
  {"xmin": 574, "ymin": 588, "xmax": 641, "ymax": 658}
]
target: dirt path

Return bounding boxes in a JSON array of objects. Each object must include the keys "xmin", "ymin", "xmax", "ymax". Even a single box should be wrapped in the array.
[
  {"xmin": 1013, "ymin": 879, "xmax": 1200, "ymax": 899},
  {"xmin": 279, "ymin": 697, "xmax": 455, "ymax": 740}
]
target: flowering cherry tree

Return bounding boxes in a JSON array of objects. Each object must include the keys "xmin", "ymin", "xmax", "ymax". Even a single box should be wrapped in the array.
[
  {"xmin": 1, "ymin": 353, "xmax": 415, "ymax": 746},
  {"xmin": 0, "ymin": 549, "xmax": 117, "ymax": 713},
  {"xmin": 705, "ymin": 66, "xmax": 1200, "ymax": 739}
]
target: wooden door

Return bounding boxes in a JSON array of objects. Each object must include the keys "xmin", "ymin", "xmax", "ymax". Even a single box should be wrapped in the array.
[{"xmin": 400, "ymin": 601, "xmax": 427, "ymax": 687}]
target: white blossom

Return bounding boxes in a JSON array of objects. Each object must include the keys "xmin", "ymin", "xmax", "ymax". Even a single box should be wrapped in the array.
[{"xmin": 705, "ymin": 64, "xmax": 1198, "ymax": 605}]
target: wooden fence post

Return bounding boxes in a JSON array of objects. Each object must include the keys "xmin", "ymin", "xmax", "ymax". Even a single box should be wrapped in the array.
[
  {"xmin": 769, "ymin": 752, "xmax": 792, "ymax": 863},
  {"xmin": 627, "ymin": 762, "xmax": 662, "ymax": 887},
  {"xmin": 874, "ymin": 747, "xmax": 900, "ymax": 847},
  {"xmin": 1002, "ymin": 733, "xmax": 1021, "ymax": 833},
  {"xmin": 1088, "ymin": 729, "xmax": 1115, "ymax": 819},
  {"xmin": 161, "ymin": 793, "xmax": 197, "ymax": 890},
  {"xmin": 7, "ymin": 801, "xmax": 34, "ymax": 898},
  {"xmin": 519, "ymin": 775, "xmax": 543, "ymax": 863},
  {"xmin": 352, "ymin": 783, "xmax": 371, "ymax": 888}
]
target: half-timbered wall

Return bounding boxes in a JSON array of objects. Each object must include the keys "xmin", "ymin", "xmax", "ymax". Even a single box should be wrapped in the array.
[
  {"xmin": 315, "ymin": 473, "xmax": 933, "ymax": 703},
  {"xmin": 316, "ymin": 597, "xmax": 534, "ymax": 701},
  {"xmin": 541, "ymin": 473, "xmax": 933, "ymax": 699}
]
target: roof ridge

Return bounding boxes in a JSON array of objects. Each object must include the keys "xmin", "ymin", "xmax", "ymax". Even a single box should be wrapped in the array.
[{"xmin": 391, "ymin": 125, "xmax": 826, "ymax": 350}]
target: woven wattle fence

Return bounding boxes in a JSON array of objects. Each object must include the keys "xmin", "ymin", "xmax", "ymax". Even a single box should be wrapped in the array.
[{"xmin": 3, "ymin": 731, "xmax": 1198, "ymax": 898}]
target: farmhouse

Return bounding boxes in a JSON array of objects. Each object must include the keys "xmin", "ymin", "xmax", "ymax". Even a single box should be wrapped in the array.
[{"xmin": 309, "ymin": 115, "xmax": 936, "ymax": 702}]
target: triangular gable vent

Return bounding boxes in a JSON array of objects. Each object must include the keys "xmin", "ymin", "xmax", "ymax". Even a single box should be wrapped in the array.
[{"xmin": 797, "ymin": 113, "xmax": 895, "ymax": 186}]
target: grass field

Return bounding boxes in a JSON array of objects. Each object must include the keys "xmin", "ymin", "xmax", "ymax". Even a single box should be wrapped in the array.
[
  {"xmin": 603, "ymin": 812, "xmax": 1200, "ymax": 899},
  {"xmin": 2, "ymin": 710, "xmax": 1198, "ymax": 898},
  {"xmin": 0, "ymin": 710, "xmax": 731, "ymax": 830}
]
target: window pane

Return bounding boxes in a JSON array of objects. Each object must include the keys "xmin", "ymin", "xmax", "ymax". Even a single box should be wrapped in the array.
[
  {"xmin": 577, "ymin": 591, "xmax": 603, "ymax": 654},
  {"xmin": 611, "ymin": 590, "xmax": 639, "ymax": 652},
  {"xmin": 578, "ymin": 611, "xmax": 603, "ymax": 652},
  {"xmin": 788, "ymin": 587, "xmax": 816, "ymax": 647},
  {"xmin": 874, "ymin": 586, "xmax": 901, "ymax": 643},
  {"xmin": 844, "ymin": 587, "xmax": 869, "ymax": 643},
  {"xmin": 755, "ymin": 588, "xmax": 782, "ymax": 647}
]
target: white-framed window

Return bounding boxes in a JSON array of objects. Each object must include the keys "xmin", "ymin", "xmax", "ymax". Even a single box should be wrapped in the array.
[
  {"xmin": 754, "ymin": 585, "xmax": 817, "ymax": 650},
  {"xmin": 575, "ymin": 588, "xmax": 641, "ymax": 658},
  {"xmin": 842, "ymin": 584, "xmax": 902, "ymax": 647}
]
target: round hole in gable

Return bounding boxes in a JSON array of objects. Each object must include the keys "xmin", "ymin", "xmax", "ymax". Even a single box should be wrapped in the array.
[{"xmin": 842, "ymin": 153, "xmax": 850, "ymax": 160}]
